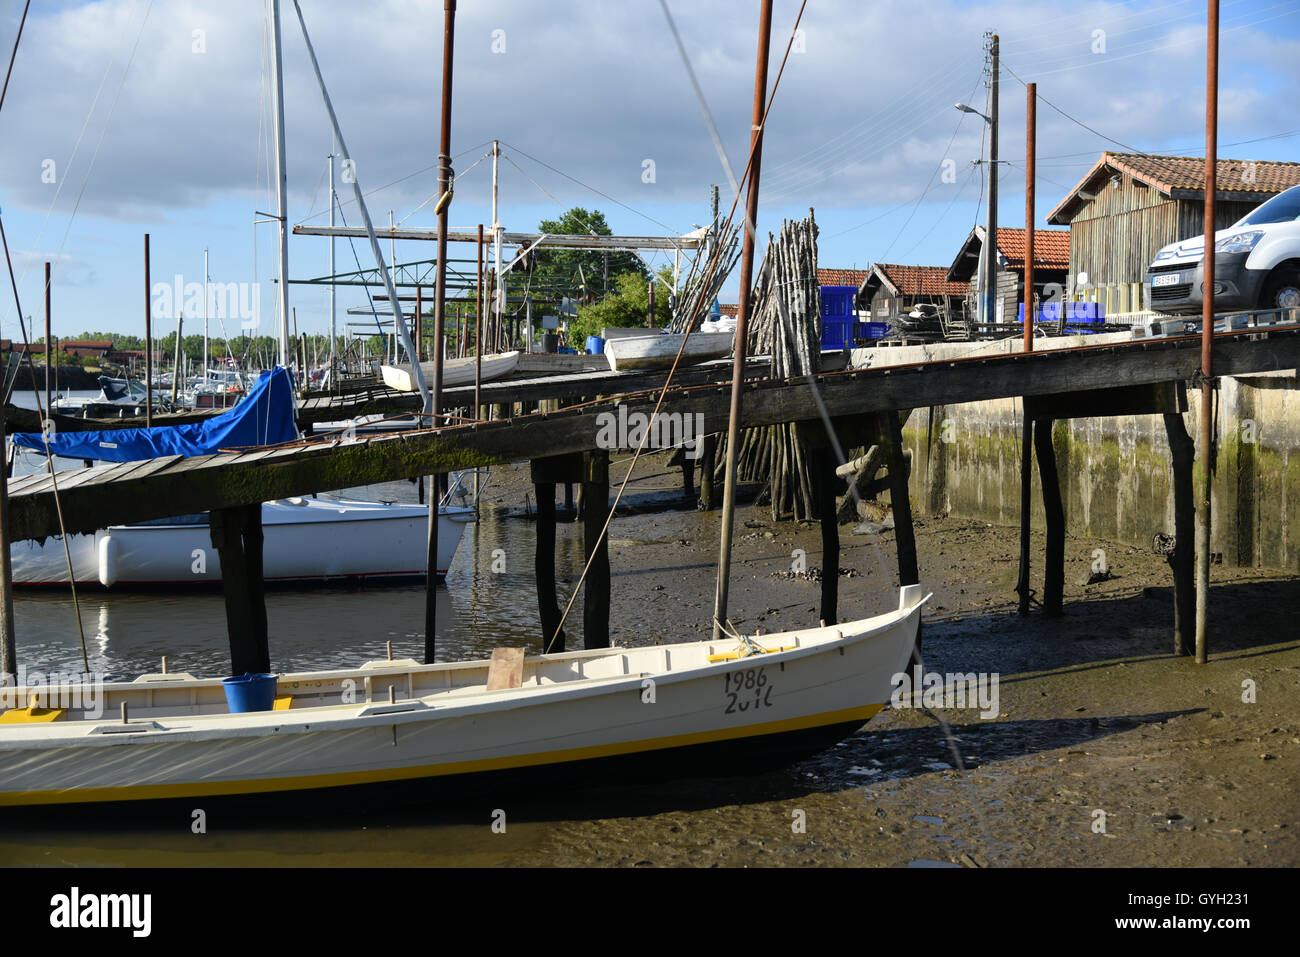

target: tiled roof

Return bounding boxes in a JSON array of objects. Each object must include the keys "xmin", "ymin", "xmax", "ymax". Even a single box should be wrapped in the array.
[
  {"xmin": 995, "ymin": 227, "xmax": 1070, "ymax": 270},
  {"xmin": 868, "ymin": 263, "xmax": 968, "ymax": 298},
  {"xmin": 61, "ymin": 339, "xmax": 113, "ymax": 349},
  {"xmin": 718, "ymin": 303, "xmax": 739, "ymax": 317},
  {"xmin": 1047, "ymin": 152, "xmax": 1300, "ymax": 224},
  {"xmin": 817, "ymin": 268, "xmax": 871, "ymax": 288}
]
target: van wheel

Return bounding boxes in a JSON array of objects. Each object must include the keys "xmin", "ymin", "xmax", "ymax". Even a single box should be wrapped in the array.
[{"xmin": 1260, "ymin": 266, "xmax": 1300, "ymax": 311}]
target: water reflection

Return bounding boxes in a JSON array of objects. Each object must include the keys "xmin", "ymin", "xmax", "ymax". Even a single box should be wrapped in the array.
[{"xmin": 12, "ymin": 496, "xmax": 590, "ymax": 679}]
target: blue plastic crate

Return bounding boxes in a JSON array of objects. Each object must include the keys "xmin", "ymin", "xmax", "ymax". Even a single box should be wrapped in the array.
[
  {"xmin": 861, "ymin": 321, "xmax": 889, "ymax": 340},
  {"xmin": 820, "ymin": 286, "xmax": 857, "ymax": 319},
  {"xmin": 821, "ymin": 317, "xmax": 855, "ymax": 348}
]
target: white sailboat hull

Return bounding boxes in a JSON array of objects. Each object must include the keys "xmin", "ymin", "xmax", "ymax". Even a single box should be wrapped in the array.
[
  {"xmin": 603, "ymin": 333, "xmax": 733, "ymax": 371},
  {"xmin": 0, "ymin": 586, "xmax": 926, "ymax": 806},
  {"xmin": 380, "ymin": 351, "xmax": 520, "ymax": 392},
  {"xmin": 8, "ymin": 498, "xmax": 475, "ymax": 586}
]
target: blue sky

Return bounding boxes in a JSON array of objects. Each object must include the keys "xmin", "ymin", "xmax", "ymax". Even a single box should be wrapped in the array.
[{"xmin": 0, "ymin": 0, "xmax": 1296, "ymax": 343}]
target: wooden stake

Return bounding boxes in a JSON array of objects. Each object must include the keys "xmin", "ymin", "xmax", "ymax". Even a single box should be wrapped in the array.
[
  {"xmin": 534, "ymin": 481, "xmax": 565, "ymax": 652},
  {"xmin": 582, "ymin": 449, "xmax": 611, "ymax": 649},
  {"xmin": 1033, "ymin": 418, "xmax": 1064, "ymax": 617},
  {"xmin": 1164, "ymin": 413, "xmax": 1196, "ymax": 656}
]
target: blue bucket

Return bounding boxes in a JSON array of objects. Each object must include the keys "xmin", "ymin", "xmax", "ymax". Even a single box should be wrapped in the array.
[
  {"xmin": 585, "ymin": 335, "xmax": 606, "ymax": 355},
  {"xmin": 222, "ymin": 673, "xmax": 278, "ymax": 713}
]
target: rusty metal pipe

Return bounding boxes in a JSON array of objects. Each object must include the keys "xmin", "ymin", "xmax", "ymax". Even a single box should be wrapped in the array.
[{"xmin": 712, "ymin": 0, "xmax": 774, "ymax": 641}]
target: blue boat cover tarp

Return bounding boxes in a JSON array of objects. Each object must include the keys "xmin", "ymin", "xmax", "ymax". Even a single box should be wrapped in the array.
[{"xmin": 13, "ymin": 367, "xmax": 298, "ymax": 463}]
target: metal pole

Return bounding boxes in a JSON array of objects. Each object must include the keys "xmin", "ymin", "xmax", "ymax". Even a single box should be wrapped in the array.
[
  {"xmin": 985, "ymin": 33, "xmax": 999, "ymax": 330},
  {"xmin": 475, "ymin": 222, "xmax": 483, "ymax": 414},
  {"xmin": 711, "ymin": 0, "xmax": 773, "ymax": 641},
  {"xmin": 425, "ymin": 0, "xmax": 456, "ymax": 664},
  {"xmin": 415, "ymin": 285, "xmax": 423, "ymax": 362},
  {"xmin": 1196, "ymin": 0, "xmax": 1219, "ymax": 665},
  {"xmin": 270, "ymin": 0, "xmax": 291, "ymax": 368},
  {"xmin": 171, "ymin": 314, "xmax": 183, "ymax": 404},
  {"xmin": 43, "ymin": 260, "xmax": 50, "ymax": 416},
  {"xmin": 1024, "ymin": 82, "xmax": 1035, "ymax": 355},
  {"xmin": 203, "ymin": 247, "xmax": 209, "ymax": 382},
  {"xmin": 1016, "ymin": 80, "xmax": 1035, "ymax": 615},
  {"xmin": 144, "ymin": 233, "xmax": 153, "ymax": 427},
  {"xmin": 0, "ymin": 403, "xmax": 15, "ymax": 683},
  {"xmin": 492, "ymin": 139, "xmax": 503, "ymax": 349},
  {"xmin": 329, "ymin": 152, "xmax": 337, "ymax": 388}
]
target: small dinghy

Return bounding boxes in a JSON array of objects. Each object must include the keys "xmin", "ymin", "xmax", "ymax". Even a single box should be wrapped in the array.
[
  {"xmin": 380, "ymin": 351, "xmax": 521, "ymax": 392},
  {"xmin": 603, "ymin": 331, "xmax": 734, "ymax": 372},
  {"xmin": 0, "ymin": 586, "xmax": 925, "ymax": 806}
]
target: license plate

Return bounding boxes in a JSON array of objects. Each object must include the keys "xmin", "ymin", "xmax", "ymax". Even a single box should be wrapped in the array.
[{"xmin": 1152, "ymin": 274, "xmax": 1181, "ymax": 287}]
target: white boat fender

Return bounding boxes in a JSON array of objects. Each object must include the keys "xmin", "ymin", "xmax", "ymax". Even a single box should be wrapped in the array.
[{"xmin": 98, "ymin": 534, "xmax": 117, "ymax": 587}]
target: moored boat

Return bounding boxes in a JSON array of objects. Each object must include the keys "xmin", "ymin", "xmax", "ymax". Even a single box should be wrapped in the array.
[
  {"xmin": 0, "ymin": 585, "xmax": 925, "ymax": 807},
  {"xmin": 9, "ymin": 497, "xmax": 475, "ymax": 587},
  {"xmin": 380, "ymin": 351, "xmax": 521, "ymax": 392},
  {"xmin": 603, "ymin": 331, "xmax": 734, "ymax": 371}
]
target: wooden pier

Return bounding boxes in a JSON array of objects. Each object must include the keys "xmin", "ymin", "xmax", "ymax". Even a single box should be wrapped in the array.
[{"xmin": 7, "ymin": 323, "xmax": 1299, "ymax": 669}]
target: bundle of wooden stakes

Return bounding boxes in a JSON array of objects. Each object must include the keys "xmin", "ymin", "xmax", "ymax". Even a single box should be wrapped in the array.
[{"xmin": 716, "ymin": 210, "xmax": 824, "ymax": 521}]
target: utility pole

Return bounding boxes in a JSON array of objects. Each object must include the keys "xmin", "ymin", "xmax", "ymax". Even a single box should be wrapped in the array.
[{"xmin": 985, "ymin": 32, "xmax": 999, "ymax": 329}]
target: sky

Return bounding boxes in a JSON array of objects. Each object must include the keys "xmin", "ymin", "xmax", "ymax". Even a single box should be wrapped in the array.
[{"xmin": 0, "ymin": 0, "xmax": 1297, "ymax": 345}]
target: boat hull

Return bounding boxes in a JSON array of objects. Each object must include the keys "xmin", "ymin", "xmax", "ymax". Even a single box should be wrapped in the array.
[
  {"xmin": 8, "ymin": 499, "xmax": 474, "ymax": 587},
  {"xmin": 380, "ymin": 351, "xmax": 520, "ymax": 392},
  {"xmin": 603, "ymin": 332, "xmax": 733, "ymax": 371},
  {"xmin": 0, "ymin": 587, "xmax": 925, "ymax": 807}
]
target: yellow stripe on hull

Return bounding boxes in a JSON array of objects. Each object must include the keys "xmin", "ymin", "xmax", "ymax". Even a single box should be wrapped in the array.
[{"xmin": 0, "ymin": 703, "xmax": 883, "ymax": 807}]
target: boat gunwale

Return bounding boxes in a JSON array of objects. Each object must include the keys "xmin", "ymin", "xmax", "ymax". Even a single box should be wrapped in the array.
[{"xmin": 0, "ymin": 598, "xmax": 926, "ymax": 749}]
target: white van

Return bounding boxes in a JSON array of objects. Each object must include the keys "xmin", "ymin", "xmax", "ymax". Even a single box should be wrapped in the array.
[{"xmin": 1144, "ymin": 184, "xmax": 1300, "ymax": 314}]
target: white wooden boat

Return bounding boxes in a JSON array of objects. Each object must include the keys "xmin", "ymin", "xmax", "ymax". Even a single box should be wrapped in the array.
[
  {"xmin": 9, "ymin": 498, "xmax": 475, "ymax": 587},
  {"xmin": 603, "ymin": 332, "xmax": 734, "ymax": 371},
  {"xmin": 380, "ymin": 351, "xmax": 521, "ymax": 392},
  {"xmin": 0, "ymin": 585, "xmax": 926, "ymax": 806}
]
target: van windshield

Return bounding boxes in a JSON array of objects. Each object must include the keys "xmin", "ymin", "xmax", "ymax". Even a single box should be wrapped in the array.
[{"xmin": 1237, "ymin": 186, "xmax": 1300, "ymax": 227}]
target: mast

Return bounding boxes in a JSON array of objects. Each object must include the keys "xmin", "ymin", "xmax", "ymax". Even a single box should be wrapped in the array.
[
  {"xmin": 492, "ymin": 139, "xmax": 503, "ymax": 350},
  {"xmin": 712, "ymin": 0, "xmax": 773, "ymax": 641},
  {"xmin": 270, "ymin": 0, "xmax": 291, "ymax": 369},
  {"xmin": 328, "ymin": 151, "xmax": 337, "ymax": 387},
  {"xmin": 202, "ymin": 247, "xmax": 209, "ymax": 380}
]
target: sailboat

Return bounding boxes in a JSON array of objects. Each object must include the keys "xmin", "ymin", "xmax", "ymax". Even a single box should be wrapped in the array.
[{"xmin": 8, "ymin": 368, "xmax": 474, "ymax": 587}]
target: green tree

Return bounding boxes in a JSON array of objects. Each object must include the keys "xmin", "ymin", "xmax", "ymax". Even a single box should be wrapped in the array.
[
  {"xmin": 568, "ymin": 268, "xmax": 672, "ymax": 345},
  {"xmin": 532, "ymin": 207, "xmax": 648, "ymax": 301}
]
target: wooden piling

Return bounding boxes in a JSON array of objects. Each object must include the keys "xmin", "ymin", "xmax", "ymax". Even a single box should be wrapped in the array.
[
  {"xmin": 1033, "ymin": 417, "xmax": 1065, "ymax": 617},
  {"xmin": 698, "ymin": 433, "xmax": 717, "ymax": 510},
  {"xmin": 534, "ymin": 482, "xmax": 564, "ymax": 652},
  {"xmin": 582, "ymin": 449, "xmax": 611, "ymax": 649},
  {"xmin": 816, "ymin": 448, "xmax": 839, "ymax": 626},
  {"xmin": 1165, "ymin": 412, "xmax": 1196, "ymax": 655},
  {"xmin": 882, "ymin": 411, "xmax": 918, "ymax": 589},
  {"xmin": 209, "ymin": 503, "xmax": 270, "ymax": 674}
]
